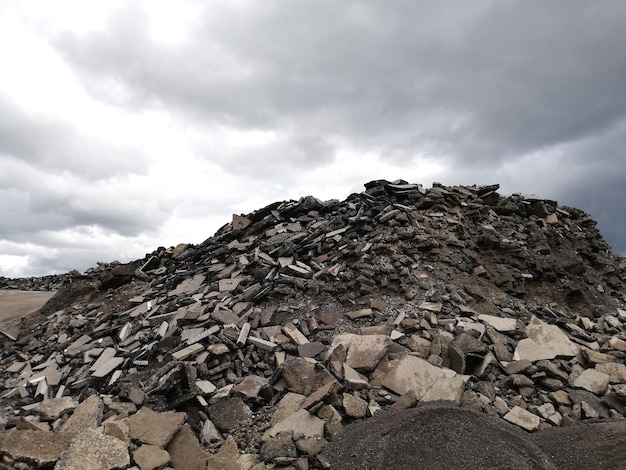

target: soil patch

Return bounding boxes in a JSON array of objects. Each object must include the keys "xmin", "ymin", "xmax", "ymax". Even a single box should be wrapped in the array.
[
  {"xmin": 323, "ymin": 402, "xmax": 626, "ymax": 470},
  {"xmin": 0, "ymin": 290, "xmax": 56, "ymax": 324}
]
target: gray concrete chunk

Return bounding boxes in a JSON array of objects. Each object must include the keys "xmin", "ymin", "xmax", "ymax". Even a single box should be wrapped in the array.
[
  {"xmin": 513, "ymin": 316, "xmax": 579, "ymax": 361},
  {"xmin": 129, "ymin": 407, "xmax": 186, "ymax": 448},
  {"xmin": 574, "ymin": 369, "xmax": 610, "ymax": 394},
  {"xmin": 503, "ymin": 406, "xmax": 540, "ymax": 432},
  {"xmin": 381, "ymin": 355, "xmax": 456, "ymax": 398},
  {"xmin": 0, "ymin": 429, "xmax": 72, "ymax": 466},
  {"xmin": 166, "ymin": 424, "xmax": 207, "ymax": 470},
  {"xmin": 328, "ymin": 333, "xmax": 390, "ymax": 372},
  {"xmin": 55, "ymin": 428, "xmax": 130, "ymax": 470}
]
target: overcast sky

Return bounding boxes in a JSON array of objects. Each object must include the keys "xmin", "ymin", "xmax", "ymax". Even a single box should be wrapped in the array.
[{"xmin": 1, "ymin": 0, "xmax": 625, "ymax": 278}]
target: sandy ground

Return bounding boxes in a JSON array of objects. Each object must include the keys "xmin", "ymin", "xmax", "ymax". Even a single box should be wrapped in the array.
[{"xmin": 0, "ymin": 290, "xmax": 55, "ymax": 325}]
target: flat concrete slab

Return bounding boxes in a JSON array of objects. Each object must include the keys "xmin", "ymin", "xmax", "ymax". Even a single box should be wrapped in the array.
[{"xmin": 0, "ymin": 289, "xmax": 55, "ymax": 323}]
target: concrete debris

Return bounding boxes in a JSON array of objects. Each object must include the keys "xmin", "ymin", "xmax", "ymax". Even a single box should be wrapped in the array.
[
  {"xmin": 504, "ymin": 406, "xmax": 541, "ymax": 432},
  {"xmin": 61, "ymin": 395, "xmax": 103, "ymax": 435},
  {"xmin": 166, "ymin": 424, "xmax": 207, "ymax": 470},
  {"xmin": 1, "ymin": 179, "xmax": 625, "ymax": 467},
  {"xmin": 573, "ymin": 369, "xmax": 610, "ymax": 394},
  {"xmin": 206, "ymin": 436, "xmax": 242, "ymax": 470},
  {"xmin": 133, "ymin": 444, "xmax": 170, "ymax": 470},
  {"xmin": 478, "ymin": 314, "xmax": 518, "ymax": 332},
  {"xmin": 382, "ymin": 355, "xmax": 457, "ymax": 397},
  {"xmin": 55, "ymin": 427, "xmax": 130, "ymax": 470},
  {"xmin": 513, "ymin": 316, "xmax": 580, "ymax": 361},
  {"xmin": 208, "ymin": 398, "xmax": 252, "ymax": 432},
  {"xmin": 265, "ymin": 408, "xmax": 326, "ymax": 440},
  {"xmin": 129, "ymin": 407, "xmax": 186, "ymax": 448},
  {"xmin": 32, "ymin": 397, "xmax": 76, "ymax": 421},
  {"xmin": 0, "ymin": 429, "xmax": 72, "ymax": 466},
  {"xmin": 327, "ymin": 333, "xmax": 390, "ymax": 372}
]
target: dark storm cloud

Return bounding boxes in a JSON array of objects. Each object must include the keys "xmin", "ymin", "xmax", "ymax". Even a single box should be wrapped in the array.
[{"xmin": 53, "ymin": 1, "xmax": 626, "ymax": 159}]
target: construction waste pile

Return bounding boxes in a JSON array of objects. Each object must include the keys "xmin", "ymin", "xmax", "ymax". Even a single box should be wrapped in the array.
[{"xmin": 0, "ymin": 180, "xmax": 625, "ymax": 470}]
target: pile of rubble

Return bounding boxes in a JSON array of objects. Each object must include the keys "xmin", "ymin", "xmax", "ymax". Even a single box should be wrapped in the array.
[
  {"xmin": 1, "ymin": 180, "xmax": 625, "ymax": 469},
  {"xmin": 0, "ymin": 275, "xmax": 68, "ymax": 293}
]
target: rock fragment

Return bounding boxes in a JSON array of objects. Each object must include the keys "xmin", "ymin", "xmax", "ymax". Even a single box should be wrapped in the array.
[
  {"xmin": 166, "ymin": 424, "xmax": 207, "ymax": 470},
  {"xmin": 129, "ymin": 407, "xmax": 186, "ymax": 448},
  {"xmin": 573, "ymin": 369, "xmax": 610, "ymax": 394},
  {"xmin": 133, "ymin": 444, "xmax": 171, "ymax": 470},
  {"xmin": 382, "ymin": 355, "xmax": 456, "ymax": 397},
  {"xmin": 208, "ymin": 397, "xmax": 251, "ymax": 432},
  {"xmin": 0, "ymin": 429, "xmax": 72, "ymax": 466},
  {"xmin": 503, "ymin": 406, "xmax": 541, "ymax": 432},
  {"xmin": 206, "ymin": 436, "xmax": 241, "ymax": 470},
  {"xmin": 55, "ymin": 428, "xmax": 130, "ymax": 470},
  {"xmin": 327, "ymin": 334, "xmax": 390, "ymax": 372},
  {"xmin": 513, "ymin": 316, "xmax": 579, "ymax": 361}
]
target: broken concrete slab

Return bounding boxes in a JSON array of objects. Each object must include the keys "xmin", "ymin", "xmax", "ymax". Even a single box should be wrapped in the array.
[
  {"xmin": 343, "ymin": 364, "xmax": 369, "ymax": 390},
  {"xmin": 232, "ymin": 374, "xmax": 269, "ymax": 399},
  {"xmin": 300, "ymin": 380, "xmax": 339, "ymax": 411},
  {"xmin": 296, "ymin": 436, "xmax": 328, "ymax": 457},
  {"xmin": 261, "ymin": 432, "xmax": 298, "ymax": 463},
  {"xmin": 478, "ymin": 314, "xmax": 517, "ymax": 332},
  {"xmin": 283, "ymin": 322, "xmax": 310, "ymax": 345},
  {"xmin": 595, "ymin": 363, "xmax": 626, "ymax": 384},
  {"xmin": 89, "ymin": 347, "xmax": 116, "ymax": 372},
  {"xmin": 573, "ymin": 369, "xmax": 610, "ymax": 394},
  {"xmin": 281, "ymin": 357, "xmax": 337, "ymax": 396},
  {"xmin": 419, "ymin": 301, "xmax": 443, "ymax": 312},
  {"xmin": 206, "ymin": 436, "xmax": 241, "ymax": 470},
  {"xmin": 327, "ymin": 334, "xmax": 390, "ymax": 372},
  {"xmin": 196, "ymin": 379, "xmax": 217, "ymax": 395},
  {"xmin": 248, "ymin": 335, "xmax": 278, "ymax": 351},
  {"xmin": 129, "ymin": 407, "xmax": 186, "ymax": 448},
  {"xmin": 61, "ymin": 395, "xmax": 103, "ymax": 435},
  {"xmin": 503, "ymin": 406, "xmax": 541, "ymax": 432},
  {"xmin": 271, "ymin": 393, "xmax": 307, "ymax": 425},
  {"xmin": 171, "ymin": 343, "xmax": 204, "ymax": 360},
  {"xmin": 208, "ymin": 397, "xmax": 251, "ymax": 432},
  {"xmin": 343, "ymin": 393, "xmax": 368, "ymax": 418},
  {"xmin": 265, "ymin": 408, "xmax": 325, "ymax": 440},
  {"xmin": 0, "ymin": 429, "xmax": 72, "ymax": 466},
  {"xmin": 33, "ymin": 396, "xmax": 76, "ymax": 421},
  {"xmin": 448, "ymin": 332, "xmax": 489, "ymax": 374},
  {"xmin": 382, "ymin": 355, "xmax": 456, "ymax": 398},
  {"xmin": 166, "ymin": 424, "xmax": 207, "ymax": 470},
  {"xmin": 92, "ymin": 356, "xmax": 125, "ymax": 378},
  {"xmin": 422, "ymin": 375, "xmax": 466, "ymax": 404},
  {"xmin": 169, "ymin": 273, "xmax": 206, "ymax": 296},
  {"xmin": 104, "ymin": 419, "xmax": 129, "ymax": 444},
  {"xmin": 298, "ymin": 341, "xmax": 326, "ymax": 358},
  {"xmin": 513, "ymin": 316, "xmax": 579, "ymax": 361},
  {"xmin": 55, "ymin": 427, "xmax": 130, "ymax": 470},
  {"xmin": 133, "ymin": 444, "xmax": 171, "ymax": 470}
]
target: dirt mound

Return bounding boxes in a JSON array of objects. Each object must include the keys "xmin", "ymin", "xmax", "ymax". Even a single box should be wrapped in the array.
[
  {"xmin": 324, "ymin": 402, "xmax": 626, "ymax": 470},
  {"xmin": 323, "ymin": 402, "xmax": 556, "ymax": 469},
  {"xmin": 0, "ymin": 180, "xmax": 625, "ymax": 469}
]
